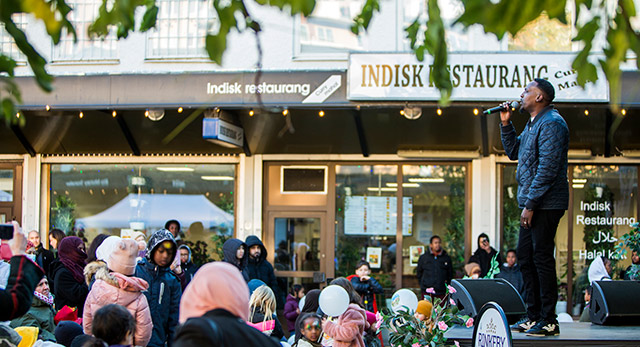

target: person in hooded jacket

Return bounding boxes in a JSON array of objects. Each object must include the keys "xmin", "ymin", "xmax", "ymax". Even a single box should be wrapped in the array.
[
  {"xmin": 135, "ymin": 229, "xmax": 182, "ymax": 347},
  {"xmin": 173, "ymin": 262, "xmax": 280, "ymax": 347},
  {"xmin": 243, "ymin": 236, "xmax": 278, "ymax": 299},
  {"xmin": 84, "ymin": 237, "xmax": 152, "ymax": 347},
  {"xmin": 468, "ymin": 233, "xmax": 502, "ymax": 278},
  {"xmin": 10, "ymin": 276, "xmax": 56, "ymax": 342},
  {"xmin": 496, "ymin": 249, "xmax": 524, "ymax": 295},
  {"xmin": 178, "ymin": 245, "xmax": 198, "ymax": 289},
  {"xmin": 222, "ymin": 238, "xmax": 249, "ymax": 282},
  {"xmin": 50, "ymin": 236, "xmax": 89, "ymax": 315}
]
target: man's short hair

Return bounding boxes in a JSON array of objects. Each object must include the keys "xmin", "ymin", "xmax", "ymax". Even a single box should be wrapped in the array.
[
  {"xmin": 506, "ymin": 249, "xmax": 517, "ymax": 257},
  {"xmin": 534, "ymin": 78, "xmax": 555, "ymax": 102},
  {"xmin": 430, "ymin": 235, "xmax": 441, "ymax": 244},
  {"xmin": 356, "ymin": 260, "xmax": 371, "ymax": 270}
]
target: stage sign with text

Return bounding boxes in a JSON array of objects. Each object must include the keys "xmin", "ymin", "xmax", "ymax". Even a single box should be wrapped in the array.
[
  {"xmin": 473, "ymin": 302, "xmax": 512, "ymax": 347},
  {"xmin": 348, "ymin": 53, "xmax": 608, "ymax": 102}
]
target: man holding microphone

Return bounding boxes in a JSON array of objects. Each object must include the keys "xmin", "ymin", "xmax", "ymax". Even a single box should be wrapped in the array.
[{"xmin": 500, "ymin": 78, "xmax": 569, "ymax": 336}]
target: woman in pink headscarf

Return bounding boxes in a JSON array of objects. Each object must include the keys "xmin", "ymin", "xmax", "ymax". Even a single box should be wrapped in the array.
[
  {"xmin": 174, "ymin": 262, "xmax": 281, "ymax": 347},
  {"xmin": 49, "ymin": 236, "xmax": 89, "ymax": 315}
]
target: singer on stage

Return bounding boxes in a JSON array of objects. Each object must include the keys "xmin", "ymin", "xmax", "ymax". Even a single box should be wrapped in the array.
[{"xmin": 500, "ymin": 78, "xmax": 569, "ymax": 337}]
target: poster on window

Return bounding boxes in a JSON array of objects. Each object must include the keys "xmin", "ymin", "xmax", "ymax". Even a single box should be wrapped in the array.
[
  {"xmin": 366, "ymin": 247, "xmax": 382, "ymax": 268},
  {"xmin": 410, "ymin": 245, "xmax": 425, "ymax": 266},
  {"xmin": 344, "ymin": 196, "xmax": 412, "ymax": 235}
]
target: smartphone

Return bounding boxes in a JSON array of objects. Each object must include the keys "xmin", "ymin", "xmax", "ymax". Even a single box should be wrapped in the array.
[{"xmin": 0, "ymin": 224, "xmax": 13, "ymax": 240}]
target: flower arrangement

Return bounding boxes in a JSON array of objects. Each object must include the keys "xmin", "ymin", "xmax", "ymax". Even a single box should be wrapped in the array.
[
  {"xmin": 377, "ymin": 286, "xmax": 473, "ymax": 347},
  {"xmin": 615, "ymin": 222, "xmax": 640, "ymax": 280}
]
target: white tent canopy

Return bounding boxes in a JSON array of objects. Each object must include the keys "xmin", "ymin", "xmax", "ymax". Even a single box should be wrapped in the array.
[{"xmin": 76, "ymin": 193, "xmax": 233, "ymax": 230}]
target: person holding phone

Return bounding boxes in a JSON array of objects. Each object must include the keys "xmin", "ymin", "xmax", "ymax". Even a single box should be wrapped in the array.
[{"xmin": 0, "ymin": 221, "xmax": 45, "ymax": 321}]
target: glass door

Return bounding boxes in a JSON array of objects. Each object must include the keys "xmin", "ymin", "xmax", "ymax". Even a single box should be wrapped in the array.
[
  {"xmin": 267, "ymin": 212, "xmax": 329, "ymax": 298},
  {"xmin": 0, "ymin": 164, "xmax": 22, "ymax": 223}
]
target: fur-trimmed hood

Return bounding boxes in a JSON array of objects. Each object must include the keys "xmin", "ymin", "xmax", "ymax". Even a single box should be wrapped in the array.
[{"xmin": 84, "ymin": 261, "xmax": 148, "ymax": 292}]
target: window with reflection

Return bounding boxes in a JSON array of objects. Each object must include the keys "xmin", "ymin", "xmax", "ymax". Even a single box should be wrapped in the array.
[
  {"xmin": 49, "ymin": 163, "xmax": 235, "ymax": 263},
  {"xmin": 501, "ymin": 165, "xmax": 519, "ymax": 255},
  {"xmin": 335, "ymin": 165, "xmax": 397, "ymax": 301},
  {"xmin": 296, "ymin": 0, "xmax": 364, "ymax": 55},
  {"xmin": 570, "ymin": 165, "xmax": 637, "ymax": 315},
  {"xmin": 274, "ymin": 217, "xmax": 321, "ymax": 272},
  {"xmin": 0, "ymin": 170, "xmax": 13, "ymax": 202},
  {"xmin": 401, "ymin": 164, "xmax": 467, "ymax": 287}
]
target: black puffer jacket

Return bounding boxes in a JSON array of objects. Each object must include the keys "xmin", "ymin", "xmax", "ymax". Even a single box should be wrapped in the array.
[
  {"xmin": 501, "ymin": 106, "xmax": 569, "ymax": 210},
  {"xmin": 496, "ymin": 263, "xmax": 524, "ymax": 295},
  {"xmin": 416, "ymin": 249, "xmax": 452, "ymax": 295},
  {"xmin": 222, "ymin": 238, "xmax": 249, "ymax": 282},
  {"xmin": 243, "ymin": 236, "xmax": 277, "ymax": 292}
]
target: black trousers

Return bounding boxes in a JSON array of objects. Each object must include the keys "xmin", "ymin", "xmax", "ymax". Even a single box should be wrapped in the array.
[{"xmin": 517, "ymin": 209, "xmax": 564, "ymax": 322}]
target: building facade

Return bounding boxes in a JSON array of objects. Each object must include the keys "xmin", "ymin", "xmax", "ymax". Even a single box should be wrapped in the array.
[{"xmin": 1, "ymin": 0, "xmax": 639, "ymax": 315}]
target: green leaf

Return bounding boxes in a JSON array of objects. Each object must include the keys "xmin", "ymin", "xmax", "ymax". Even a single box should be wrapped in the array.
[
  {"xmin": 256, "ymin": 0, "xmax": 316, "ymax": 16},
  {"xmin": 3, "ymin": 19, "xmax": 53, "ymax": 92},
  {"xmin": 140, "ymin": 5, "xmax": 159, "ymax": 32},
  {"xmin": 351, "ymin": 0, "xmax": 380, "ymax": 35}
]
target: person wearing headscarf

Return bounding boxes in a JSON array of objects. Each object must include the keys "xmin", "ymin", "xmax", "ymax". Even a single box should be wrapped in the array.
[
  {"xmin": 468, "ymin": 233, "xmax": 502, "ymax": 278},
  {"xmin": 49, "ymin": 236, "xmax": 89, "ymax": 315},
  {"xmin": 135, "ymin": 229, "xmax": 182, "ymax": 347},
  {"xmin": 588, "ymin": 256, "xmax": 612, "ymax": 284},
  {"xmin": 294, "ymin": 289, "xmax": 321, "ymax": 343},
  {"xmin": 173, "ymin": 262, "xmax": 280, "ymax": 347},
  {"xmin": 222, "ymin": 238, "xmax": 249, "ymax": 282}
]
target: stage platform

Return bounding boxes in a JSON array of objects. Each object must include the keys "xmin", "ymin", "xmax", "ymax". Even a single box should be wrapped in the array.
[{"xmin": 444, "ymin": 322, "xmax": 640, "ymax": 347}]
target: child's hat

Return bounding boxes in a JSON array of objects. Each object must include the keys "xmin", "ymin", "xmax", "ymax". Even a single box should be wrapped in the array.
[
  {"xmin": 416, "ymin": 300, "xmax": 433, "ymax": 318},
  {"xmin": 107, "ymin": 238, "xmax": 139, "ymax": 275}
]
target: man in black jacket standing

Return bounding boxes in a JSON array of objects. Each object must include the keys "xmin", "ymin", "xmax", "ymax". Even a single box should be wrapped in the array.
[
  {"xmin": 416, "ymin": 235, "xmax": 452, "ymax": 300},
  {"xmin": 243, "ymin": 236, "xmax": 279, "ymax": 303},
  {"xmin": 500, "ymin": 78, "xmax": 569, "ymax": 336}
]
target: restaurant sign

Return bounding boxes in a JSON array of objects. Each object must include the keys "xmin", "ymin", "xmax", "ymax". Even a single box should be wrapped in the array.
[{"xmin": 348, "ymin": 53, "xmax": 609, "ymax": 102}]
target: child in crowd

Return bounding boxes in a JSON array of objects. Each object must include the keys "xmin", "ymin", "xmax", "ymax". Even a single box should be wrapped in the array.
[
  {"xmin": 135, "ymin": 229, "xmax": 182, "ymax": 347},
  {"xmin": 414, "ymin": 300, "xmax": 435, "ymax": 333},
  {"xmin": 248, "ymin": 285, "xmax": 285, "ymax": 339},
  {"xmin": 349, "ymin": 261, "xmax": 383, "ymax": 312},
  {"xmin": 579, "ymin": 286, "xmax": 592, "ymax": 322},
  {"xmin": 88, "ymin": 304, "xmax": 137, "ymax": 347},
  {"xmin": 10, "ymin": 276, "xmax": 56, "ymax": 342},
  {"xmin": 296, "ymin": 313, "xmax": 322, "ymax": 347},
  {"xmin": 84, "ymin": 237, "xmax": 152, "ymax": 347},
  {"xmin": 322, "ymin": 277, "xmax": 368, "ymax": 347},
  {"xmin": 284, "ymin": 284, "xmax": 305, "ymax": 334},
  {"xmin": 464, "ymin": 262, "xmax": 482, "ymax": 279}
]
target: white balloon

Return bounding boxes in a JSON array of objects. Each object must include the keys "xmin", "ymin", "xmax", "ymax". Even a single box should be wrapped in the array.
[
  {"xmin": 298, "ymin": 295, "xmax": 307, "ymax": 311},
  {"xmin": 319, "ymin": 285, "xmax": 350, "ymax": 317},
  {"xmin": 391, "ymin": 288, "xmax": 419, "ymax": 313}
]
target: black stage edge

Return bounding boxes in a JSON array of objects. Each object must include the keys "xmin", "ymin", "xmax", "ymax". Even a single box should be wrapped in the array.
[{"xmin": 444, "ymin": 322, "xmax": 640, "ymax": 347}]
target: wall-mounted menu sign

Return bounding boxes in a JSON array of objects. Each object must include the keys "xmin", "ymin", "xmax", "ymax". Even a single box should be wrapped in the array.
[{"xmin": 344, "ymin": 196, "xmax": 412, "ymax": 236}]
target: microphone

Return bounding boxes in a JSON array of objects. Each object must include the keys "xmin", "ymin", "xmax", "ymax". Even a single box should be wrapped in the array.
[{"xmin": 483, "ymin": 101, "xmax": 520, "ymax": 115}]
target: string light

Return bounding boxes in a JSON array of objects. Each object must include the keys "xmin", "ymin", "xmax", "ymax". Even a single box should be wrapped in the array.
[
  {"xmin": 473, "ymin": 108, "xmax": 479, "ymax": 116},
  {"xmin": 79, "ymin": 111, "xmax": 84, "ymax": 119},
  {"xmin": 584, "ymin": 109, "xmax": 589, "ymax": 116},
  {"xmin": 621, "ymin": 109, "xmax": 627, "ymax": 116},
  {"xmin": 15, "ymin": 112, "xmax": 20, "ymax": 118},
  {"xmin": 399, "ymin": 109, "xmax": 405, "ymax": 116},
  {"xmin": 249, "ymin": 109, "xmax": 254, "ymax": 117},
  {"xmin": 282, "ymin": 108, "xmax": 289, "ymax": 116},
  {"xmin": 112, "ymin": 110, "xmax": 117, "ymax": 117},
  {"xmin": 177, "ymin": 107, "xmax": 183, "ymax": 113},
  {"xmin": 145, "ymin": 109, "xmax": 149, "ymax": 117},
  {"xmin": 436, "ymin": 108, "xmax": 443, "ymax": 116},
  {"xmin": 319, "ymin": 110, "xmax": 325, "ymax": 117},
  {"xmin": 45, "ymin": 105, "xmax": 50, "ymax": 111}
]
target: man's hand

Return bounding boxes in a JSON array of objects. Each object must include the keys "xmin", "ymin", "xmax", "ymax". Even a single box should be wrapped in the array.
[
  {"xmin": 500, "ymin": 101, "xmax": 512, "ymax": 126},
  {"xmin": 521, "ymin": 208, "xmax": 534, "ymax": 229},
  {"xmin": 9, "ymin": 221, "xmax": 26, "ymax": 256}
]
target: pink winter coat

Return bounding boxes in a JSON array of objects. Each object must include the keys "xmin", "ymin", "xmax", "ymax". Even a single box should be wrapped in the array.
[
  {"xmin": 323, "ymin": 304, "xmax": 369, "ymax": 347},
  {"xmin": 83, "ymin": 262, "xmax": 152, "ymax": 346}
]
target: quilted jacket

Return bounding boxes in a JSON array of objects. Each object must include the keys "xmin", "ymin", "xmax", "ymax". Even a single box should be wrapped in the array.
[{"xmin": 501, "ymin": 105, "xmax": 569, "ymax": 210}]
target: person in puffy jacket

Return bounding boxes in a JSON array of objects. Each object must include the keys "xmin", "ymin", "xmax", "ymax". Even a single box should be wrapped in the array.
[
  {"xmin": 84, "ymin": 237, "xmax": 152, "ymax": 347},
  {"xmin": 135, "ymin": 229, "xmax": 182, "ymax": 347},
  {"xmin": 50, "ymin": 236, "xmax": 89, "ymax": 315},
  {"xmin": 222, "ymin": 238, "xmax": 249, "ymax": 282},
  {"xmin": 284, "ymin": 284, "xmax": 304, "ymax": 334},
  {"xmin": 322, "ymin": 278, "xmax": 368, "ymax": 347}
]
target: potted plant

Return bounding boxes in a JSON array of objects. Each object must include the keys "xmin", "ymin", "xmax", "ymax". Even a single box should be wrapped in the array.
[{"xmin": 377, "ymin": 285, "xmax": 473, "ymax": 347}]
